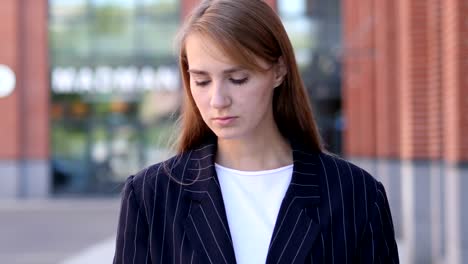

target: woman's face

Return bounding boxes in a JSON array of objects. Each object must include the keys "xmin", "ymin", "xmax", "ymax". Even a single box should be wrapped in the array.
[{"xmin": 185, "ymin": 33, "xmax": 284, "ymax": 141}]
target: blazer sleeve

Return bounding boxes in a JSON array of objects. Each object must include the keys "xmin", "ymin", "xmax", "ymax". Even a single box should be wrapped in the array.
[
  {"xmin": 357, "ymin": 181, "xmax": 400, "ymax": 263},
  {"xmin": 113, "ymin": 175, "xmax": 151, "ymax": 264}
]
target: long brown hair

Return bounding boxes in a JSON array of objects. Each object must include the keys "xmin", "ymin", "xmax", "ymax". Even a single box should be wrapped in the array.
[{"xmin": 175, "ymin": 0, "xmax": 323, "ymax": 153}]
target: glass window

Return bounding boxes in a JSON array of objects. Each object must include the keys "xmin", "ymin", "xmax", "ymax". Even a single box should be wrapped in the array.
[
  {"xmin": 139, "ymin": 0, "xmax": 178, "ymax": 19},
  {"xmin": 278, "ymin": 0, "xmax": 343, "ymax": 154},
  {"xmin": 135, "ymin": 22, "xmax": 179, "ymax": 56},
  {"xmin": 89, "ymin": 0, "xmax": 136, "ymax": 57},
  {"xmin": 278, "ymin": 0, "xmax": 315, "ymax": 67},
  {"xmin": 50, "ymin": 21, "xmax": 91, "ymax": 65},
  {"xmin": 50, "ymin": 0, "xmax": 88, "ymax": 21},
  {"xmin": 49, "ymin": 0, "xmax": 181, "ymax": 195}
]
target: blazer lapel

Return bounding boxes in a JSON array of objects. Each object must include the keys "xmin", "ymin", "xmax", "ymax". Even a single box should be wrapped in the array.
[
  {"xmin": 265, "ymin": 142, "xmax": 322, "ymax": 264},
  {"xmin": 183, "ymin": 141, "xmax": 237, "ymax": 264},
  {"xmin": 182, "ymin": 138, "xmax": 323, "ymax": 264}
]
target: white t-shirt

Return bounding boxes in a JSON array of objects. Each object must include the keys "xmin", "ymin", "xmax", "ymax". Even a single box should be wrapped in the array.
[{"xmin": 215, "ymin": 163, "xmax": 293, "ymax": 264}]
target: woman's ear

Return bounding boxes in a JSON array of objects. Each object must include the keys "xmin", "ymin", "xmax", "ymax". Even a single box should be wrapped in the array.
[{"xmin": 273, "ymin": 56, "xmax": 287, "ymax": 88}]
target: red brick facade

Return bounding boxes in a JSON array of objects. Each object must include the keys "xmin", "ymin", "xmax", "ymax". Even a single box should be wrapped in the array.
[
  {"xmin": 0, "ymin": 0, "xmax": 49, "ymax": 160},
  {"xmin": 343, "ymin": 0, "xmax": 467, "ymax": 163},
  {"xmin": 0, "ymin": 0, "xmax": 20, "ymax": 159},
  {"xmin": 342, "ymin": 0, "xmax": 379, "ymax": 157},
  {"xmin": 374, "ymin": 0, "xmax": 400, "ymax": 158},
  {"xmin": 427, "ymin": 0, "xmax": 443, "ymax": 160},
  {"xmin": 442, "ymin": 0, "xmax": 468, "ymax": 163},
  {"xmin": 399, "ymin": 0, "xmax": 432, "ymax": 160}
]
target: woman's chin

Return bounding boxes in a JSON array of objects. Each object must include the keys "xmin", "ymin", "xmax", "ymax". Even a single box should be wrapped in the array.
[{"xmin": 212, "ymin": 128, "xmax": 245, "ymax": 140}]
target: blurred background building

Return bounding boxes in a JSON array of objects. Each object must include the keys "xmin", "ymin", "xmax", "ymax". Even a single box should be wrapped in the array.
[
  {"xmin": 342, "ymin": 0, "xmax": 467, "ymax": 263},
  {"xmin": 0, "ymin": 0, "xmax": 466, "ymax": 263}
]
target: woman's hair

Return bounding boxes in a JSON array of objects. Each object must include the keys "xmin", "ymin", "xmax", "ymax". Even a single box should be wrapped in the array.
[{"xmin": 174, "ymin": 0, "xmax": 323, "ymax": 153}]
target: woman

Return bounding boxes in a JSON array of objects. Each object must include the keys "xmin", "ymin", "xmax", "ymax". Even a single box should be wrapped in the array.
[{"xmin": 113, "ymin": 0, "xmax": 399, "ymax": 263}]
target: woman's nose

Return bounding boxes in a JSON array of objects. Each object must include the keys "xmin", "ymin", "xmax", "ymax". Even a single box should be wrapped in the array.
[{"xmin": 210, "ymin": 81, "xmax": 231, "ymax": 109}]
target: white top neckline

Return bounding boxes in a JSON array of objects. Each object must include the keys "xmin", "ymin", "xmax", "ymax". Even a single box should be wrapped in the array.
[{"xmin": 214, "ymin": 163, "xmax": 294, "ymax": 176}]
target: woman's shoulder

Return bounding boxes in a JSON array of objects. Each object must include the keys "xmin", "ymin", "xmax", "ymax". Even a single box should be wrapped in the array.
[
  {"xmin": 123, "ymin": 141, "xmax": 216, "ymax": 199},
  {"xmin": 319, "ymin": 151, "xmax": 375, "ymax": 179},
  {"xmin": 122, "ymin": 152, "xmax": 192, "ymax": 196},
  {"xmin": 317, "ymin": 151, "xmax": 386, "ymax": 204}
]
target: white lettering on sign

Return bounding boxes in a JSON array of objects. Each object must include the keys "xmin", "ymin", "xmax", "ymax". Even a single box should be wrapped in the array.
[
  {"xmin": 52, "ymin": 67, "xmax": 75, "ymax": 93},
  {"xmin": 95, "ymin": 66, "xmax": 113, "ymax": 93},
  {"xmin": 0, "ymin": 65, "xmax": 16, "ymax": 98},
  {"xmin": 52, "ymin": 66, "xmax": 180, "ymax": 94}
]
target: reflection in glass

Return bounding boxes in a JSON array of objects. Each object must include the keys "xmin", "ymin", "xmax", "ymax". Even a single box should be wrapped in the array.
[
  {"xmin": 49, "ymin": 0, "xmax": 181, "ymax": 195},
  {"xmin": 278, "ymin": 0, "xmax": 342, "ymax": 154}
]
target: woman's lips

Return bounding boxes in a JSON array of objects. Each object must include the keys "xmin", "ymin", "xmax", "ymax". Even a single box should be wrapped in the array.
[{"xmin": 213, "ymin": 116, "xmax": 237, "ymax": 126}]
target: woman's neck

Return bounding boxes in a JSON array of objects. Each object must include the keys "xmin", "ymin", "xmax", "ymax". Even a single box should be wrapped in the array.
[{"xmin": 215, "ymin": 129, "xmax": 293, "ymax": 171}]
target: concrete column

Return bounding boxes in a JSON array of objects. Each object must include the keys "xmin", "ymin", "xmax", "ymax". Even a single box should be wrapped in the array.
[
  {"xmin": 401, "ymin": 161, "xmax": 432, "ymax": 263},
  {"xmin": 430, "ymin": 161, "xmax": 445, "ymax": 264},
  {"xmin": 376, "ymin": 159, "xmax": 402, "ymax": 240},
  {"xmin": 445, "ymin": 165, "xmax": 468, "ymax": 264},
  {"xmin": 0, "ymin": 162, "xmax": 19, "ymax": 199}
]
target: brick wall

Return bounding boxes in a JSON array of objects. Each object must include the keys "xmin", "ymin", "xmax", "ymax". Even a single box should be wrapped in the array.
[
  {"xmin": 0, "ymin": 0, "xmax": 20, "ymax": 159},
  {"xmin": 21, "ymin": 0, "xmax": 50, "ymax": 159},
  {"xmin": 427, "ymin": 0, "xmax": 443, "ymax": 160},
  {"xmin": 0, "ymin": 0, "xmax": 49, "ymax": 160},
  {"xmin": 399, "ymin": 0, "xmax": 431, "ymax": 160},
  {"xmin": 343, "ymin": 0, "xmax": 467, "ymax": 163},
  {"xmin": 342, "ymin": 0, "xmax": 365, "ymax": 156},
  {"xmin": 357, "ymin": 0, "xmax": 377, "ymax": 157},
  {"xmin": 443, "ymin": 0, "xmax": 468, "ymax": 163},
  {"xmin": 374, "ymin": 0, "xmax": 400, "ymax": 158}
]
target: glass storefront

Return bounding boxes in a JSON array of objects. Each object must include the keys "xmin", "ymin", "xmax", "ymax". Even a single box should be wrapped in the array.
[
  {"xmin": 278, "ymin": 0, "xmax": 343, "ymax": 154},
  {"xmin": 48, "ymin": 0, "xmax": 342, "ymax": 195},
  {"xmin": 49, "ymin": 0, "xmax": 181, "ymax": 195}
]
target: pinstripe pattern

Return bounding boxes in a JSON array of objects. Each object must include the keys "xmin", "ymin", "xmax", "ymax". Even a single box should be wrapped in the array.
[{"xmin": 113, "ymin": 138, "xmax": 399, "ymax": 263}]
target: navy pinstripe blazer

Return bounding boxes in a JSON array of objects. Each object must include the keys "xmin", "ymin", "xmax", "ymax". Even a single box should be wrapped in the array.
[{"xmin": 113, "ymin": 138, "xmax": 399, "ymax": 263}]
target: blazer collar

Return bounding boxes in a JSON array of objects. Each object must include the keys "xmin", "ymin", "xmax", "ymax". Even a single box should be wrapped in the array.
[{"xmin": 182, "ymin": 137, "xmax": 322, "ymax": 264}]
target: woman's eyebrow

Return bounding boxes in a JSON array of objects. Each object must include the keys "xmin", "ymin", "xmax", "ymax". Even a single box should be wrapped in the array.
[
  {"xmin": 187, "ymin": 69, "xmax": 208, "ymax": 75},
  {"xmin": 187, "ymin": 67, "xmax": 245, "ymax": 75},
  {"xmin": 223, "ymin": 67, "xmax": 244, "ymax": 74}
]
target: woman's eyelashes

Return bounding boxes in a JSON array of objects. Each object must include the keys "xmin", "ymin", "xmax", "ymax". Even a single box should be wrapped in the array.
[
  {"xmin": 230, "ymin": 77, "xmax": 249, "ymax": 85},
  {"xmin": 195, "ymin": 80, "xmax": 211, "ymax": 86},
  {"xmin": 194, "ymin": 77, "xmax": 249, "ymax": 87}
]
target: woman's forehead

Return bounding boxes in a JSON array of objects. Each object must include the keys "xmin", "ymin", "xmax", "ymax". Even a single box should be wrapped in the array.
[
  {"xmin": 185, "ymin": 33, "xmax": 271, "ymax": 74},
  {"xmin": 186, "ymin": 34, "xmax": 238, "ymax": 67}
]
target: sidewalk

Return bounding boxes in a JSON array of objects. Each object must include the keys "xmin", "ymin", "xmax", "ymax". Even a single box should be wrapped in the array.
[
  {"xmin": 1, "ymin": 199, "xmax": 405, "ymax": 264},
  {"xmin": 61, "ymin": 237, "xmax": 116, "ymax": 264},
  {"xmin": 0, "ymin": 199, "xmax": 120, "ymax": 264}
]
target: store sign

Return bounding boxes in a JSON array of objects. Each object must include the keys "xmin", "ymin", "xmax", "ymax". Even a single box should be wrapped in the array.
[
  {"xmin": 0, "ymin": 64, "xmax": 16, "ymax": 98},
  {"xmin": 52, "ymin": 66, "xmax": 180, "ymax": 94}
]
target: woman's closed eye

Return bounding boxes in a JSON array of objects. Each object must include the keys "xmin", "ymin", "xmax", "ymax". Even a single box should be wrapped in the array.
[
  {"xmin": 195, "ymin": 80, "xmax": 211, "ymax": 87},
  {"xmin": 194, "ymin": 77, "xmax": 249, "ymax": 87},
  {"xmin": 230, "ymin": 77, "xmax": 249, "ymax": 85}
]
